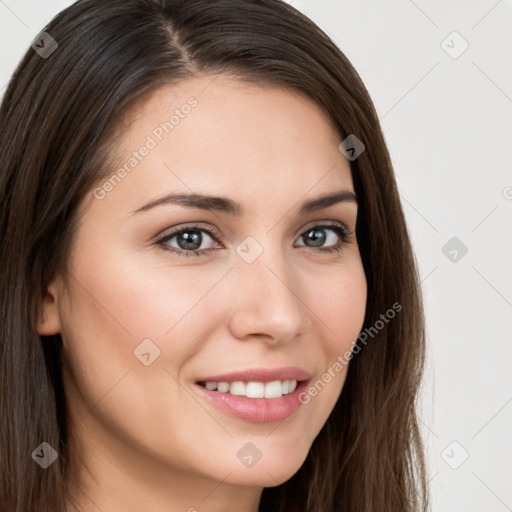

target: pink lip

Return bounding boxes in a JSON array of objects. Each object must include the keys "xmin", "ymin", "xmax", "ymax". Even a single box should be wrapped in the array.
[
  {"xmin": 193, "ymin": 366, "xmax": 311, "ymax": 424},
  {"xmin": 195, "ymin": 366, "xmax": 311, "ymax": 384},
  {"xmin": 194, "ymin": 379, "xmax": 310, "ymax": 423}
]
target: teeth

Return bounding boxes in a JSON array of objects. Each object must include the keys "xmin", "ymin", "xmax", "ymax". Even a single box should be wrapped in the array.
[
  {"xmin": 201, "ymin": 379, "xmax": 298, "ymax": 398},
  {"xmin": 230, "ymin": 381, "xmax": 246, "ymax": 395},
  {"xmin": 246, "ymin": 381, "xmax": 264, "ymax": 398},
  {"xmin": 217, "ymin": 381, "xmax": 230, "ymax": 393},
  {"xmin": 264, "ymin": 380, "xmax": 284, "ymax": 398}
]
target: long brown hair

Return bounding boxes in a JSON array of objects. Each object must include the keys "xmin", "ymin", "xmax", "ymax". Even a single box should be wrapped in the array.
[{"xmin": 0, "ymin": 1, "xmax": 430, "ymax": 510}]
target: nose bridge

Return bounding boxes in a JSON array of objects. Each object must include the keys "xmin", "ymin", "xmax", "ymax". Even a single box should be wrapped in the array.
[{"xmin": 227, "ymin": 235, "xmax": 307, "ymax": 342}]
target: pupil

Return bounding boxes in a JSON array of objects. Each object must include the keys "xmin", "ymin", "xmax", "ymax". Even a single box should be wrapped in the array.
[
  {"xmin": 179, "ymin": 231, "xmax": 202, "ymax": 250},
  {"xmin": 306, "ymin": 229, "xmax": 325, "ymax": 247}
]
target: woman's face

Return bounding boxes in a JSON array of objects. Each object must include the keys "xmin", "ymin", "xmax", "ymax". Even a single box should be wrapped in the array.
[{"xmin": 39, "ymin": 75, "xmax": 366, "ymax": 500}]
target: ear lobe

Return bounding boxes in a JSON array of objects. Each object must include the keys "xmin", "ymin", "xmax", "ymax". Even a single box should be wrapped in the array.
[{"xmin": 37, "ymin": 279, "xmax": 62, "ymax": 336}]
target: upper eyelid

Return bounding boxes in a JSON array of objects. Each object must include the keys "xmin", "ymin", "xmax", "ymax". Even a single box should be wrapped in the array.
[
  {"xmin": 299, "ymin": 219, "xmax": 348, "ymax": 233},
  {"xmin": 157, "ymin": 222, "xmax": 222, "ymax": 242}
]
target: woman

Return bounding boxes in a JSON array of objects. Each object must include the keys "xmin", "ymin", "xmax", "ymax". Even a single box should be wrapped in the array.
[{"xmin": 0, "ymin": 0, "xmax": 430, "ymax": 510}]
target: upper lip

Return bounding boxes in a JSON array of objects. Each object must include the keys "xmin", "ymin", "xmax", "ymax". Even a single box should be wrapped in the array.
[{"xmin": 195, "ymin": 366, "xmax": 311, "ymax": 383}]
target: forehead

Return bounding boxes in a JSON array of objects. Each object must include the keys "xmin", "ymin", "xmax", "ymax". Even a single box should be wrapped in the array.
[
  {"xmin": 89, "ymin": 75, "xmax": 354, "ymax": 217},
  {"xmin": 120, "ymin": 74, "xmax": 339, "ymax": 140}
]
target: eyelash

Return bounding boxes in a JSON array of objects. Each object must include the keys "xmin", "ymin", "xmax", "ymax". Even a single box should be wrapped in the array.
[{"xmin": 155, "ymin": 222, "xmax": 353, "ymax": 258}]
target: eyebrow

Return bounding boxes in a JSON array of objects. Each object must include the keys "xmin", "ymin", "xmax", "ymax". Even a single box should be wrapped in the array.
[{"xmin": 129, "ymin": 189, "xmax": 357, "ymax": 217}]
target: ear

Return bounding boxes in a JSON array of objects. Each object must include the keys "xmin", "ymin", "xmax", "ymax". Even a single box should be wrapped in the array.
[{"xmin": 37, "ymin": 276, "xmax": 63, "ymax": 336}]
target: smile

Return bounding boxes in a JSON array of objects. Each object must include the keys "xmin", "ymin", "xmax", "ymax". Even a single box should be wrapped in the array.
[
  {"xmin": 197, "ymin": 379, "xmax": 298, "ymax": 398},
  {"xmin": 193, "ymin": 368, "xmax": 311, "ymax": 423}
]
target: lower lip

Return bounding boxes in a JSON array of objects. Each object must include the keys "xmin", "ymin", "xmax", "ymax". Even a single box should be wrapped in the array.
[{"xmin": 194, "ymin": 380, "xmax": 309, "ymax": 423}]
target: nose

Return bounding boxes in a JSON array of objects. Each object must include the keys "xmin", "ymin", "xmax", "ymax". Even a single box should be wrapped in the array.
[{"xmin": 226, "ymin": 243, "xmax": 308, "ymax": 345}]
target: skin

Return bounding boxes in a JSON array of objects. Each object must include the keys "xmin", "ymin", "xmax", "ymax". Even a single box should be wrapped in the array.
[{"xmin": 38, "ymin": 75, "xmax": 367, "ymax": 512}]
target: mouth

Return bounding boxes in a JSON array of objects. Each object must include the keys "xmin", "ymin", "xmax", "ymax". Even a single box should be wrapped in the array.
[
  {"xmin": 193, "ymin": 367, "xmax": 311, "ymax": 423},
  {"xmin": 196, "ymin": 379, "xmax": 299, "ymax": 398}
]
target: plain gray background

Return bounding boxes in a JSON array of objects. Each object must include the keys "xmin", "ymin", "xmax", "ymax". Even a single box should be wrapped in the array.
[{"xmin": 1, "ymin": 1, "xmax": 511, "ymax": 510}]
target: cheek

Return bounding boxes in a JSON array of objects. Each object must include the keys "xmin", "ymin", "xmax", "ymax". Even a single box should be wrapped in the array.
[
  {"xmin": 295, "ymin": 262, "xmax": 366, "ymax": 416},
  {"xmin": 58, "ymin": 250, "xmax": 225, "ymax": 467},
  {"xmin": 58, "ymin": 241, "xmax": 234, "ymax": 421},
  {"xmin": 306, "ymin": 260, "xmax": 367, "ymax": 353},
  {"xmin": 64, "ymin": 234, "xmax": 224, "ymax": 343}
]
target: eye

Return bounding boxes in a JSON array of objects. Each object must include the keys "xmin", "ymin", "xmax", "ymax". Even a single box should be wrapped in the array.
[
  {"xmin": 155, "ymin": 221, "xmax": 353, "ymax": 258},
  {"xmin": 295, "ymin": 222, "xmax": 352, "ymax": 254},
  {"xmin": 156, "ymin": 225, "xmax": 222, "ymax": 258}
]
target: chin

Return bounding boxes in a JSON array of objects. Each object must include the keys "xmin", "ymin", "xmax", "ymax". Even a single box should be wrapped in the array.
[{"xmin": 211, "ymin": 448, "xmax": 308, "ymax": 488}]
